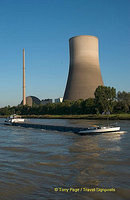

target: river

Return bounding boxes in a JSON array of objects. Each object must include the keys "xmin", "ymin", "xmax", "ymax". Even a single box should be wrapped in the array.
[{"xmin": 0, "ymin": 118, "xmax": 130, "ymax": 200}]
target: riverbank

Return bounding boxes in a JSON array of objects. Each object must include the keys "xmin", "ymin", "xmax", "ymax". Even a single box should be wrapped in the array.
[{"xmin": 1, "ymin": 114, "xmax": 130, "ymax": 120}]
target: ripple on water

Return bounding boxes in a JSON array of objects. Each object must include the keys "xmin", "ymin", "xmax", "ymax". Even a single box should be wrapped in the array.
[{"xmin": 0, "ymin": 119, "xmax": 130, "ymax": 199}]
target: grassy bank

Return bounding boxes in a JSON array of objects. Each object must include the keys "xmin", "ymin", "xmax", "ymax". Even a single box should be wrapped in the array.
[
  {"xmin": 23, "ymin": 114, "xmax": 130, "ymax": 120},
  {"xmin": 1, "ymin": 114, "xmax": 129, "ymax": 120},
  {"xmin": 1, "ymin": 114, "xmax": 130, "ymax": 120}
]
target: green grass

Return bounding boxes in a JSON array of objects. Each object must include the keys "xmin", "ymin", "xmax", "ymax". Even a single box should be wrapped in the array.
[
  {"xmin": 21, "ymin": 113, "xmax": 130, "ymax": 120},
  {"xmin": 1, "ymin": 113, "xmax": 130, "ymax": 120}
]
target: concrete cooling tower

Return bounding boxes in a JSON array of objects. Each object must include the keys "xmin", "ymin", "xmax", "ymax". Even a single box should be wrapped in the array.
[{"xmin": 63, "ymin": 35, "xmax": 103, "ymax": 101}]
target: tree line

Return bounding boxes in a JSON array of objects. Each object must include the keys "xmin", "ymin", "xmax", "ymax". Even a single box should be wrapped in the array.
[{"xmin": 0, "ymin": 86, "xmax": 130, "ymax": 116}]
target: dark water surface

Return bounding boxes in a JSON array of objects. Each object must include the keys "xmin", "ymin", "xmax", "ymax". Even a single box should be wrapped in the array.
[{"xmin": 0, "ymin": 118, "xmax": 130, "ymax": 200}]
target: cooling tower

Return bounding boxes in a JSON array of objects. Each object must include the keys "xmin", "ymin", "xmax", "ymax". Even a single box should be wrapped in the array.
[{"xmin": 63, "ymin": 35, "xmax": 103, "ymax": 101}]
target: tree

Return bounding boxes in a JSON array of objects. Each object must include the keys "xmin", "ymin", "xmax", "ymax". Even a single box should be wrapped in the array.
[
  {"xmin": 113, "ymin": 101, "xmax": 129, "ymax": 113},
  {"xmin": 71, "ymin": 99, "xmax": 83, "ymax": 114},
  {"xmin": 116, "ymin": 91, "xmax": 130, "ymax": 113},
  {"xmin": 117, "ymin": 91, "xmax": 130, "ymax": 104},
  {"xmin": 82, "ymin": 98, "xmax": 96, "ymax": 114},
  {"xmin": 94, "ymin": 86, "xmax": 116, "ymax": 114}
]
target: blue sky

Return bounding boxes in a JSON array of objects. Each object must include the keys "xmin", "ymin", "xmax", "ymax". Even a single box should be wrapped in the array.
[{"xmin": 0, "ymin": 0, "xmax": 129, "ymax": 107}]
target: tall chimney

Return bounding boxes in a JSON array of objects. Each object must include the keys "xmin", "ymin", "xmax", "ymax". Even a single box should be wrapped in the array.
[{"xmin": 23, "ymin": 48, "xmax": 26, "ymax": 105}]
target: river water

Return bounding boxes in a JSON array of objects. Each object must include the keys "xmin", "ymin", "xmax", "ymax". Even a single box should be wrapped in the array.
[{"xmin": 0, "ymin": 118, "xmax": 130, "ymax": 200}]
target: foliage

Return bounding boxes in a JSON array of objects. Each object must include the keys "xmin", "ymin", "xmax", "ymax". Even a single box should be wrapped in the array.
[
  {"xmin": 0, "ymin": 87, "xmax": 129, "ymax": 116},
  {"xmin": 94, "ymin": 86, "xmax": 116, "ymax": 114},
  {"xmin": 114, "ymin": 91, "xmax": 130, "ymax": 113},
  {"xmin": 117, "ymin": 91, "xmax": 130, "ymax": 104},
  {"xmin": 81, "ymin": 98, "xmax": 96, "ymax": 114}
]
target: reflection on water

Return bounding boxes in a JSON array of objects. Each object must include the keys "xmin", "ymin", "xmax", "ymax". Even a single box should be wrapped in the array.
[{"xmin": 0, "ymin": 118, "xmax": 130, "ymax": 200}]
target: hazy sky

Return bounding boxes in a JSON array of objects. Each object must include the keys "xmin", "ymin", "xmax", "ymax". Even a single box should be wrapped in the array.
[{"xmin": 0, "ymin": 0, "xmax": 129, "ymax": 107}]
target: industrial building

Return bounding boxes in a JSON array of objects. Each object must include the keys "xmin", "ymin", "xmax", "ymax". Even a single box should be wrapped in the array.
[
  {"xmin": 21, "ymin": 96, "xmax": 41, "ymax": 107},
  {"xmin": 41, "ymin": 99, "xmax": 53, "ymax": 105},
  {"xmin": 63, "ymin": 35, "xmax": 103, "ymax": 101},
  {"xmin": 26, "ymin": 96, "xmax": 41, "ymax": 107},
  {"xmin": 55, "ymin": 97, "xmax": 63, "ymax": 103},
  {"xmin": 21, "ymin": 36, "xmax": 103, "ymax": 106}
]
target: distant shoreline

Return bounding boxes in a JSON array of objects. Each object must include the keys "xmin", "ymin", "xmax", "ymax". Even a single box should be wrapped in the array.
[{"xmin": 1, "ymin": 114, "xmax": 130, "ymax": 120}]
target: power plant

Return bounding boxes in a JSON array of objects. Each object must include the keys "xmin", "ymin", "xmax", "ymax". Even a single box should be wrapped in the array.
[
  {"xmin": 63, "ymin": 35, "xmax": 103, "ymax": 101},
  {"xmin": 22, "ymin": 35, "xmax": 104, "ymax": 106}
]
